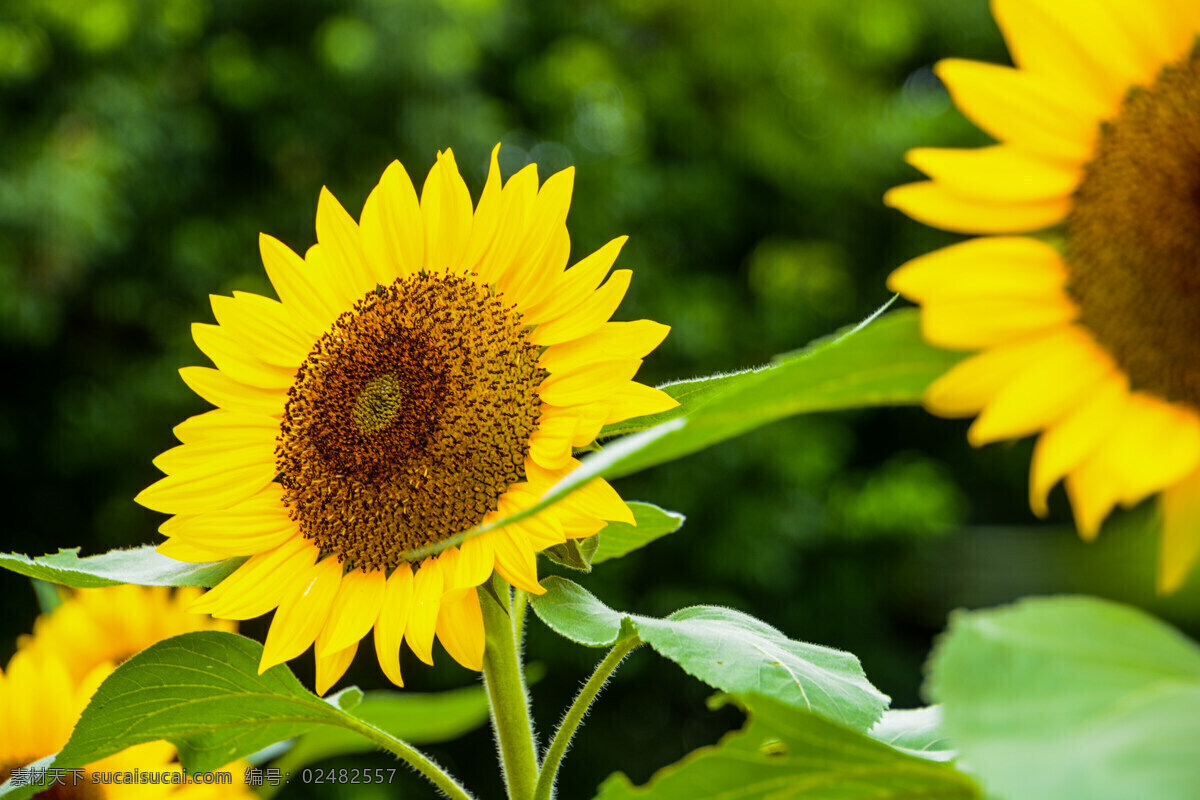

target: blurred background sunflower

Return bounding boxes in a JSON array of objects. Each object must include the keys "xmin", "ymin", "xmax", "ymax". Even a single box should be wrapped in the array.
[{"xmin": 1, "ymin": 1, "xmax": 1198, "ymax": 798}]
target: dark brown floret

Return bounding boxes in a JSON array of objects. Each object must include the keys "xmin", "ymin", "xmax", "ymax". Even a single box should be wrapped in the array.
[
  {"xmin": 1067, "ymin": 46, "xmax": 1200, "ymax": 407},
  {"xmin": 276, "ymin": 273, "xmax": 545, "ymax": 572}
]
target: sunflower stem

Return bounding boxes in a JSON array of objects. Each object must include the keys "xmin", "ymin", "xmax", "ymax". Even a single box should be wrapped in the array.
[
  {"xmin": 338, "ymin": 715, "xmax": 475, "ymax": 800},
  {"xmin": 481, "ymin": 578, "xmax": 540, "ymax": 800},
  {"xmin": 532, "ymin": 637, "xmax": 641, "ymax": 800}
]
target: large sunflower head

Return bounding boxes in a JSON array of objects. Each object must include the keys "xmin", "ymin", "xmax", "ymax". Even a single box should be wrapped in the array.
[
  {"xmin": 19, "ymin": 585, "xmax": 236, "ymax": 683},
  {"xmin": 136, "ymin": 145, "xmax": 677, "ymax": 691},
  {"xmin": 885, "ymin": 0, "xmax": 1200, "ymax": 591}
]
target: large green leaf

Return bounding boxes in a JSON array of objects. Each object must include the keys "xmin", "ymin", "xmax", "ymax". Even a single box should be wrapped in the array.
[
  {"xmin": 0, "ymin": 546, "xmax": 242, "ymax": 588},
  {"xmin": 0, "ymin": 631, "xmax": 418, "ymax": 800},
  {"xmin": 928, "ymin": 596, "xmax": 1200, "ymax": 800},
  {"xmin": 596, "ymin": 693, "xmax": 980, "ymax": 799},
  {"xmin": 530, "ymin": 576, "xmax": 888, "ymax": 731},
  {"xmin": 592, "ymin": 502, "xmax": 685, "ymax": 564}
]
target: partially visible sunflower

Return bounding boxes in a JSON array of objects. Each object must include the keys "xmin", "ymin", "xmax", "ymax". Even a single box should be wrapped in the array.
[
  {"xmin": 20, "ymin": 585, "xmax": 235, "ymax": 681},
  {"xmin": 886, "ymin": 0, "xmax": 1200, "ymax": 591},
  {"xmin": 0, "ymin": 648, "xmax": 203, "ymax": 799},
  {"xmin": 136, "ymin": 145, "xmax": 677, "ymax": 691}
]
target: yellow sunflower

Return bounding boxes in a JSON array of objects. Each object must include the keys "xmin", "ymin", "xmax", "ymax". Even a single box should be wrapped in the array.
[
  {"xmin": 135, "ymin": 145, "xmax": 676, "ymax": 691},
  {"xmin": 20, "ymin": 585, "xmax": 236, "ymax": 682},
  {"xmin": 1, "ymin": 648, "xmax": 180, "ymax": 798},
  {"xmin": 886, "ymin": 0, "xmax": 1200, "ymax": 591}
]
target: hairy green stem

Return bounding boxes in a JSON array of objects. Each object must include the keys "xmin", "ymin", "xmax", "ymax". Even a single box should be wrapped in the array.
[
  {"xmin": 481, "ymin": 580, "xmax": 540, "ymax": 800},
  {"xmin": 533, "ymin": 637, "xmax": 641, "ymax": 800},
  {"xmin": 338, "ymin": 715, "xmax": 475, "ymax": 800}
]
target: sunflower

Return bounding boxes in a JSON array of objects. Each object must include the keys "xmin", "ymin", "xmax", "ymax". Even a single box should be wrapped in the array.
[
  {"xmin": 135, "ymin": 146, "xmax": 676, "ymax": 691},
  {"xmin": 19, "ymin": 585, "xmax": 236, "ymax": 682},
  {"xmin": 885, "ymin": 0, "xmax": 1200, "ymax": 591}
]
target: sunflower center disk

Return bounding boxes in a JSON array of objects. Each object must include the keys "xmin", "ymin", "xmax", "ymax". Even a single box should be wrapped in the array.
[
  {"xmin": 1067, "ymin": 47, "xmax": 1200, "ymax": 407},
  {"xmin": 277, "ymin": 273, "xmax": 546, "ymax": 571}
]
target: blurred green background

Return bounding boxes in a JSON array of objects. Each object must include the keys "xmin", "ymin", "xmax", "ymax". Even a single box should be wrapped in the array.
[{"xmin": 2, "ymin": 0, "xmax": 1198, "ymax": 797}]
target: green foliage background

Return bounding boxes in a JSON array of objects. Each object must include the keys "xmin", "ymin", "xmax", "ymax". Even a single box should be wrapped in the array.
[{"xmin": 1, "ymin": 0, "xmax": 1198, "ymax": 796}]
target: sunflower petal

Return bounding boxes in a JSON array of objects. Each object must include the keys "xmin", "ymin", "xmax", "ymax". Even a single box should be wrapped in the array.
[
  {"xmin": 316, "ymin": 186, "xmax": 376, "ymax": 299},
  {"xmin": 405, "ymin": 558, "xmax": 444, "ymax": 666},
  {"xmin": 1159, "ymin": 465, "xmax": 1200, "ymax": 594},
  {"xmin": 373, "ymin": 564, "xmax": 414, "ymax": 687},
  {"xmin": 210, "ymin": 292, "xmax": 312, "ymax": 369},
  {"xmin": 540, "ymin": 320, "xmax": 671, "ymax": 374},
  {"xmin": 360, "ymin": 160, "xmax": 424, "ymax": 280},
  {"xmin": 316, "ymin": 568, "xmax": 387, "ymax": 657},
  {"xmin": 258, "ymin": 233, "xmax": 341, "ymax": 334},
  {"xmin": 602, "ymin": 382, "xmax": 680, "ymax": 425},
  {"xmin": 421, "ymin": 149, "xmax": 473, "ymax": 273},
  {"xmin": 530, "ymin": 270, "xmax": 633, "ymax": 346},
  {"xmin": 888, "ymin": 236, "xmax": 1068, "ymax": 303},
  {"xmin": 179, "ymin": 366, "xmax": 286, "ymax": 418},
  {"xmin": 435, "ymin": 587, "xmax": 485, "ymax": 671},
  {"xmin": 260, "ymin": 556, "xmax": 343, "ymax": 673},
  {"xmin": 539, "ymin": 358, "xmax": 642, "ymax": 407},
  {"xmin": 918, "ymin": 295, "xmax": 1078, "ymax": 350},
  {"xmin": 522, "ymin": 236, "xmax": 628, "ymax": 325},
  {"xmin": 314, "ymin": 640, "xmax": 358, "ymax": 696},
  {"xmin": 454, "ymin": 534, "xmax": 496, "ymax": 590},
  {"xmin": 490, "ymin": 528, "xmax": 544, "ymax": 594},
  {"xmin": 884, "ymin": 181, "xmax": 1070, "ymax": 235},
  {"xmin": 906, "ymin": 146, "xmax": 1081, "ymax": 204},
  {"xmin": 189, "ymin": 537, "xmax": 317, "ymax": 620}
]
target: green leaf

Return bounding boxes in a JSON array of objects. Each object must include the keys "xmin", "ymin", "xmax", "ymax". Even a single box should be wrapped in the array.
[
  {"xmin": 267, "ymin": 687, "xmax": 490, "ymax": 776},
  {"xmin": 928, "ymin": 596, "xmax": 1200, "ymax": 800},
  {"xmin": 0, "ymin": 546, "xmax": 243, "ymax": 588},
  {"xmin": 595, "ymin": 693, "xmax": 980, "ymax": 799},
  {"xmin": 544, "ymin": 536, "xmax": 600, "ymax": 572},
  {"xmin": 869, "ymin": 707, "xmax": 954, "ymax": 762},
  {"xmin": 592, "ymin": 503, "xmax": 685, "ymax": 564},
  {"xmin": 596, "ymin": 370, "xmax": 757, "ymax": 439},
  {"xmin": 0, "ymin": 630, "xmax": 438, "ymax": 800},
  {"xmin": 531, "ymin": 576, "xmax": 889, "ymax": 731}
]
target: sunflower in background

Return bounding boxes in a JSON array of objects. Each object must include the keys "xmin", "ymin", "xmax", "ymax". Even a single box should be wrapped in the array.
[
  {"xmin": 1, "ymin": 588, "xmax": 254, "ymax": 798},
  {"xmin": 19, "ymin": 585, "xmax": 235, "ymax": 681},
  {"xmin": 136, "ymin": 145, "xmax": 676, "ymax": 692},
  {"xmin": 886, "ymin": 0, "xmax": 1200, "ymax": 591}
]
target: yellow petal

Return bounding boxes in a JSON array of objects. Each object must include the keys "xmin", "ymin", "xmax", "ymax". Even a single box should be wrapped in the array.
[
  {"xmin": 190, "ymin": 537, "xmax": 317, "ymax": 619},
  {"xmin": 1029, "ymin": 372, "xmax": 1129, "ymax": 517},
  {"xmin": 539, "ymin": 358, "xmax": 642, "ymax": 407},
  {"xmin": 421, "ymin": 149, "xmax": 474, "ymax": 273},
  {"xmin": 569, "ymin": 402, "xmax": 611, "ymax": 448},
  {"xmin": 136, "ymin": 458, "xmax": 276, "ymax": 515},
  {"xmin": 373, "ymin": 564, "xmax": 414, "ymax": 687},
  {"xmin": 435, "ymin": 587, "xmax": 485, "ymax": 671},
  {"xmin": 888, "ymin": 236, "xmax": 1068, "ymax": 303},
  {"xmin": 530, "ymin": 269, "xmax": 633, "ymax": 346},
  {"xmin": 906, "ymin": 146, "xmax": 1081, "ymax": 204},
  {"xmin": 258, "ymin": 233, "xmax": 342, "ymax": 334},
  {"xmin": 562, "ymin": 475, "xmax": 634, "ymax": 524},
  {"xmin": 314, "ymin": 640, "xmax": 358, "ymax": 696},
  {"xmin": 260, "ymin": 556, "xmax": 344, "ymax": 673},
  {"xmin": 454, "ymin": 534, "xmax": 495, "ymax": 590},
  {"xmin": 499, "ymin": 167, "xmax": 575, "ymax": 306},
  {"xmin": 602, "ymin": 382, "xmax": 680, "ymax": 425},
  {"xmin": 151, "ymin": 436, "xmax": 275, "ymax": 477},
  {"xmin": 155, "ymin": 536, "xmax": 229, "ymax": 563},
  {"xmin": 1067, "ymin": 393, "xmax": 1200, "ymax": 540},
  {"xmin": 490, "ymin": 528, "xmax": 544, "ymax": 595},
  {"xmin": 968, "ymin": 327, "xmax": 1113, "ymax": 445},
  {"xmin": 316, "ymin": 568, "xmax": 387, "ymax": 657},
  {"xmin": 540, "ymin": 320, "xmax": 671, "ymax": 374},
  {"xmin": 884, "ymin": 181, "xmax": 1070, "ymax": 234},
  {"xmin": 179, "ymin": 366, "xmax": 286, "ymax": 418},
  {"xmin": 360, "ymin": 160, "xmax": 424, "ymax": 281},
  {"xmin": 1159, "ymin": 465, "xmax": 1200, "ymax": 593},
  {"xmin": 992, "ymin": 0, "xmax": 1157, "ymax": 109},
  {"xmin": 316, "ymin": 186, "xmax": 376, "ymax": 299},
  {"xmin": 522, "ymin": 236, "xmax": 628, "ymax": 326},
  {"xmin": 210, "ymin": 292, "xmax": 312, "ymax": 369},
  {"xmin": 934, "ymin": 59, "xmax": 1099, "ymax": 163},
  {"xmin": 461, "ymin": 144, "xmax": 505, "ymax": 273},
  {"xmin": 919, "ymin": 295, "xmax": 1077, "ymax": 350},
  {"xmin": 158, "ymin": 483, "xmax": 296, "ymax": 557},
  {"xmin": 405, "ymin": 558, "xmax": 444, "ymax": 666},
  {"xmin": 474, "ymin": 164, "xmax": 538, "ymax": 285},
  {"xmin": 172, "ymin": 408, "xmax": 279, "ymax": 445},
  {"xmin": 528, "ymin": 411, "xmax": 577, "ymax": 470},
  {"xmin": 924, "ymin": 332, "xmax": 1062, "ymax": 417}
]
